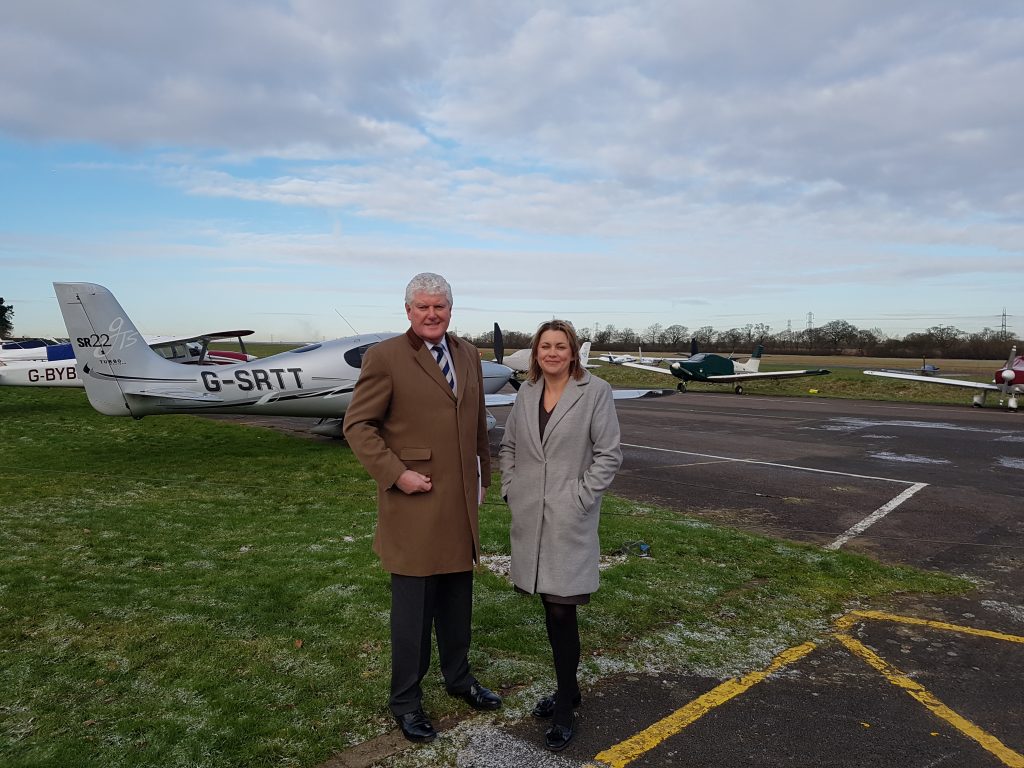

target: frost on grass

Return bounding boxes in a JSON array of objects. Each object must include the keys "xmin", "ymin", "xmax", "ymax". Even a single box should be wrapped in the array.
[{"xmin": 479, "ymin": 554, "xmax": 626, "ymax": 582}]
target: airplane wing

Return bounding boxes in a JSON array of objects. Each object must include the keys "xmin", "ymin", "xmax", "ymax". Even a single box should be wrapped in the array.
[
  {"xmin": 705, "ymin": 369, "xmax": 831, "ymax": 383},
  {"xmin": 144, "ymin": 330, "xmax": 255, "ymax": 345},
  {"xmin": 619, "ymin": 362, "xmax": 675, "ymax": 375},
  {"xmin": 485, "ymin": 388, "xmax": 675, "ymax": 407},
  {"xmin": 864, "ymin": 370, "xmax": 1000, "ymax": 392},
  {"xmin": 484, "ymin": 393, "xmax": 517, "ymax": 406},
  {"xmin": 611, "ymin": 388, "xmax": 677, "ymax": 399}
]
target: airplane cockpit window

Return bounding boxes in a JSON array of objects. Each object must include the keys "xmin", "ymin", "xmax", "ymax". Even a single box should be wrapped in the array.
[
  {"xmin": 290, "ymin": 343, "xmax": 322, "ymax": 354},
  {"xmin": 343, "ymin": 343, "xmax": 378, "ymax": 369}
]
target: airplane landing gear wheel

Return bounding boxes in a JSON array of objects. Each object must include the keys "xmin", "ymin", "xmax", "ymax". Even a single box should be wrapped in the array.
[
  {"xmin": 734, "ymin": 384, "xmax": 744, "ymax": 395},
  {"xmin": 677, "ymin": 381, "xmax": 687, "ymax": 393}
]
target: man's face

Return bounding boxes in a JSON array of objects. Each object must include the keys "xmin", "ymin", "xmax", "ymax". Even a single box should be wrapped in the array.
[{"xmin": 406, "ymin": 292, "xmax": 452, "ymax": 344}]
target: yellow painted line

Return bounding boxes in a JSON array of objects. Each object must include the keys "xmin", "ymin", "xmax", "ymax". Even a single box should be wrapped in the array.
[
  {"xmin": 837, "ymin": 633, "xmax": 1024, "ymax": 768},
  {"xmin": 846, "ymin": 609, "xmax": 1024, "ymax": 644},
  {"xmin": 587, "ymin": 641, "xmax": 816, "ymax": 768}
]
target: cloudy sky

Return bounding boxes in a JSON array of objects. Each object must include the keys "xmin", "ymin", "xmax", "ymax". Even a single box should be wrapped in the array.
[{"xmin": 2, "ymin": 1, "xmax": 1021, "ymax": 342}]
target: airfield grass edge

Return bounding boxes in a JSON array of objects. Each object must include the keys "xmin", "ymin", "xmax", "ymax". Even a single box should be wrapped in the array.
[{"xmin": 0, "ymin": 389, "xmax": 968, "ymax": 768}]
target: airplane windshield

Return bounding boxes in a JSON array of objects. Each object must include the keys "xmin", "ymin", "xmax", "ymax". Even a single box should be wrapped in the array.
[{"xmin": 343, "ymin": 343, "xmax": 378, "ymax": 369}]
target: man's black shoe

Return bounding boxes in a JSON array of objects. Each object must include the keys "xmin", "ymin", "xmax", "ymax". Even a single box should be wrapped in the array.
[
  {"xmin": 544, "ymin": 715, "xmax": 576, "ymax": 752},
  {"xmin": 531, "ymin": 691, "xmax": 582, "ymax": 719},
  {"xmin": 450, "ymin": 681, "xmax": 502, "ymax": 710},
  {"xmin": 394, "ymin": 709, "xmax": 437, "ymax": 743}
]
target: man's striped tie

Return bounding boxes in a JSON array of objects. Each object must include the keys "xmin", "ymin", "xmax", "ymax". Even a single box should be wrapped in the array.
[{"xmin": 432, "ymin": 344, "xmax": 455, "ymax": 392}]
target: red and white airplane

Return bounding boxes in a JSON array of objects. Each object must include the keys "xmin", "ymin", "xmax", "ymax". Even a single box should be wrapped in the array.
[{"xmin": 864, "ymin": 346, "xmax": 1023, "ymax": 411}]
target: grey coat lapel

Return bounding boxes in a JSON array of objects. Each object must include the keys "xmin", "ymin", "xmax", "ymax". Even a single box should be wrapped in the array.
[
  {"xmin": 541, "ymin": 372, "xmax": 588, "ymax": 447},
  {"xmin": 520, "ymin": 379, "xmax": 544, "ymax": 454}
]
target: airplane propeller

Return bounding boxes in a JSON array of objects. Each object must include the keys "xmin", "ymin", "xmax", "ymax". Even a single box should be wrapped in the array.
[
  {"xmin": 491, "ymin": 323, "xmax": 520, "ymax": 390},
  {"xmin": 493, "ymin": 322, "xmax": 504, "ymax": 365}
]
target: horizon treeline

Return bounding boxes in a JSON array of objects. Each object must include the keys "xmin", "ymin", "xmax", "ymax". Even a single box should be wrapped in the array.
[{"xmin": 466, "ymin": 321, "xmax": 1021, "ymax": 360}]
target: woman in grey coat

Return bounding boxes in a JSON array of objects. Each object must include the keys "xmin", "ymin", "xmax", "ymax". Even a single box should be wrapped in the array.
[{"xmin": 498, "ymin": 319, "xmax": 622, "ymax": 752}]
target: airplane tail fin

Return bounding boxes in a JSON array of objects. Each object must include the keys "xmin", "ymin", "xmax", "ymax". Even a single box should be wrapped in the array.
[
  {"xmin": 580, "ymin": 341, "xmax": 592, "ymax": 367},
  {"xmin": 746, "ymin": 344, "xmax": 764, "ymax": 372},
  {"xmin": 53, "ymin": 282, "xmax": 181, "ymax": 416}
]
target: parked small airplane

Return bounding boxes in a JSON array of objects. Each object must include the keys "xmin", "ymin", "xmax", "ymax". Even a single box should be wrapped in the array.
[
  {"xmin": 52, "ymin": 282, "xmax": 524, "ymax": 435},
  {"xmin": 594, "ymin": 339, "xmax": 698, "ymax": 367},
  {"xmin": 864, "ymin": 347, "xmax": 1023, "ymax": 411},
  {"xmin": 0, "ymin": 338, "xmax": 67, "ymax": 363},
  {"xmin": 0, "ymin": 333, "xmax": 256, "ymax": 388},
  {"xmin": 618, "ymin": 345, "xmax": 830, "ymax": 393},
  {"xmin": 596, "ymin": 351, "xmax": 636, "ymax": 364}
]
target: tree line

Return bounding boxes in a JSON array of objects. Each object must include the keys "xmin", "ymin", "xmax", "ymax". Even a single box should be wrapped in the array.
[{"xmin": 466, "ymin": 320, "xmax": 1021, "ymax": 360}]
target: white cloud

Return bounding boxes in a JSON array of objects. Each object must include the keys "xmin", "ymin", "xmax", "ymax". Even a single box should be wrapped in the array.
[{"xmin": 1, "ymin": 1, "xmax": 1022, "ymax": 338}]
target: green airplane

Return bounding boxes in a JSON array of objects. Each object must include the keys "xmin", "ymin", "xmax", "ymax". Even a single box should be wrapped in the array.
[{"xmin": 618, "ymin": 344, "xmax": 830, "ymax": 394}]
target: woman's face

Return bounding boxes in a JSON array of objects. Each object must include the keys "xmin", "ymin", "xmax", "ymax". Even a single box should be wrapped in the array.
[{"xmin": 537, "ymin": 329, "xmax": 572, "ymax": 379}]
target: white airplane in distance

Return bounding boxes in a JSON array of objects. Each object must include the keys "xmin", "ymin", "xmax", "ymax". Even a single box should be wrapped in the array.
[
  {"xmin": 490, "ymin": 324, "xmax": 601, "ymax": 390},
  {"xmin": 499, "ymin": 341, "xmax": 596, "ymax": 375},
  {"xmin": 864, "ymin": 346, "xmax": 1023, "ymax": 411},
  {"xmin": 0, "ymin": 332, "xmax": 256, "ymax": 388},
  {"xmin": 0, "ymin": 338, "xmax": 65, "ymax": 363},
  {"xmin": 53, "ymin": 282, "xmax": 519, "ymax": 435}
]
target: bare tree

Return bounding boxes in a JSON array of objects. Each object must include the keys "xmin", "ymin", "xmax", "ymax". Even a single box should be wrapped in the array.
[
  {"xmin": 693, "ymin": 326, "xmax": 716, "ymax": 347},
  {"xmin": 643, "ymin": 323, "xmax": 663, "ymax": 345},
  {"xmin": 819, "ymin": 320, "xmax": 859, "ymax": 353},
  {"xmin": 662, "ymin": 324, "xmax": 688, "ymax": 347},
  {"xmin": 616, "ymin": 327, "xmax": 638, "ymax": 345}
]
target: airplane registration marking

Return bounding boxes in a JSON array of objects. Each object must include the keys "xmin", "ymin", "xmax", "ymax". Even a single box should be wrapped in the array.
[
  {"xmin": 587, "ymin": 611, "xmax": 1024, "ymax": 768},
  {"xmin": 27, "ymin": 366, "xmax": 78, "ymax": 383},
  {"xmin": 200, "ymin": 368, "xmax": 303, "ymax": 393}
]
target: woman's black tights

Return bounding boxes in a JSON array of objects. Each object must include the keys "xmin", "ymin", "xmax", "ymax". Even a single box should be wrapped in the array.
[{"xmin": 543, "ymin": 599, "xmax": 580, "ymax": 726}]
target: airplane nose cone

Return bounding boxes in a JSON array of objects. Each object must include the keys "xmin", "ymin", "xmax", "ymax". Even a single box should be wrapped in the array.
[{"xmin": 1001, "ymin": 369, "xmax": 1016, "ymax": 384}]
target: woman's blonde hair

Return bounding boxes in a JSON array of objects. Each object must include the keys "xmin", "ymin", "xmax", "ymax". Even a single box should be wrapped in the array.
[{"xmin": 527, "ymin": 319, "xmax": 584, "ymax": 383}]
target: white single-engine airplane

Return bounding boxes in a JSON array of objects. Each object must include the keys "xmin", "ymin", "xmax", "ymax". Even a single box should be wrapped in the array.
[
  {"xmin": 0, "ymin": 332, "xmax": 256, "ymax": 388},
  {"xmin": 53, "ymin": 282, "xmax": 522, "ymax": 435},
  {"xmin": 864, "ymin": 347, "xmax": 1023, "ymax": 411},
  {"xmin": 54, "ymin": 283, "xmax": 673, "ymax": 435}
]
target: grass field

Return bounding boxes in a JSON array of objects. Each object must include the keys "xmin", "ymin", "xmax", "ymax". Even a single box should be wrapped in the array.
[{"xmin": 1, "ymin": 387, "xmax": 971, "ymax": 767}]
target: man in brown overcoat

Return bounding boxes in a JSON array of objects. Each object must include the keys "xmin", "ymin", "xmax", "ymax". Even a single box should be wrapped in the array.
[{"xmin": 343, "ymin": 272, "xmax": 501, "ymax": 743}]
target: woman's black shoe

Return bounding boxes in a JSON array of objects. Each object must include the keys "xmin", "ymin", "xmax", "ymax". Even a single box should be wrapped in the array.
[
  {"xmin": 531, "ymin": 691, "xmax": 582, "ymax": 719},
  {"xmin": 544, "ymin": 716, "xmax": 576, "ymax": 752}
]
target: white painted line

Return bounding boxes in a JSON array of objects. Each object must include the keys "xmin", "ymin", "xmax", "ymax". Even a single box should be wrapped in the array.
[
  {"xmin": 620, "ymin": 443, "xmax": 918, "ymax": 485},
  {"xmin": 825, "ymin": 482, "xmax": 929, "ymax": 550}
]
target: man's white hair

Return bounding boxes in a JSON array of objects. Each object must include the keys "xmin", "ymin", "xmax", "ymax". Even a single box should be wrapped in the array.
[{"xmin": 405, "ymin": 273, "xmax": 453, "ymax": 306}]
